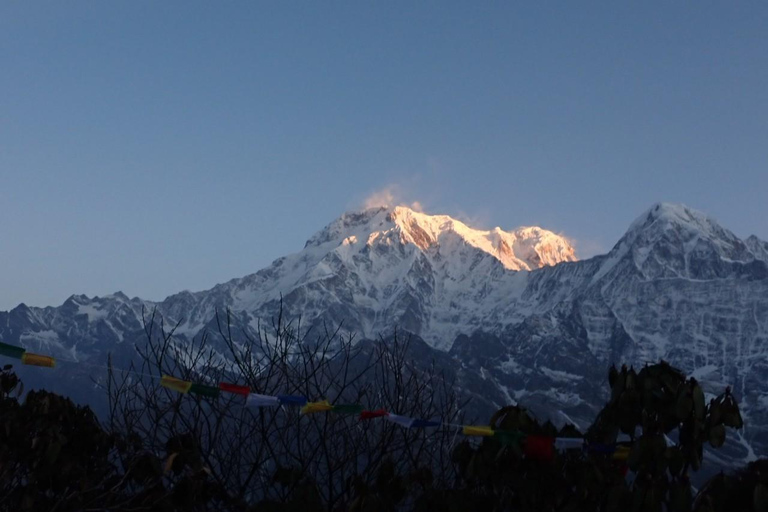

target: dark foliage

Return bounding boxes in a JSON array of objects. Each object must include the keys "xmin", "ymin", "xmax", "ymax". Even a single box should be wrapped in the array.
[{"xmin": 0, "ymin": 364, "xmax": 238, "ymax": 511}]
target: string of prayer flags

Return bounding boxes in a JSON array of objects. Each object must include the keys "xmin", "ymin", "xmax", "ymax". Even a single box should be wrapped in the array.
[
  {"xmin": 463, "ymin": 425, "xmax": 494, "ymax": 436},
  {"xmin": 278, "ymin": 395, "xmax": 308, "ymax": 406},
  {"xmin": 0, "ymin": 341, "xmax": 25, "ymax": 360},
  {"xmin": 219, "ymin": 382, "xmax": 251, "ymax": 397},
  {"xmin": 189, "ymin": 383, "xmax": 220, "ymax": 399},
  {"xmin": 524, "ymin": 435, "xmax": 555, "ymax": 461},
  {"xmin": 360, "ymin": 409, "xmax": 389, "ymax": 420},
  {"xmin": 555, "ymin": 437, "xmax": 585, "ymax": 451},
  {"xmin": 161, "ymin": 375, "xmax": 193, "ymax": 394},
  {"xmin": 332, "ymin": 404, "xmax": 364, "ymax": 415},
  {"xmin": 21, "ymin": 353, "xmax": 55, "ymax": 368},
  {"xmin": 0, "ymin": 343, "xmax": 657, "ymax": 464},
  {"xmin": 0, "ymin": 342, "xmax": 697, "ymax": 470},
  {"xmin": 246, "ymin": 394, "xmax": 280, "ymax": 407},
  {"xmin": 301, "ymin": 400, "xmax": 333, "ymax": 414}
]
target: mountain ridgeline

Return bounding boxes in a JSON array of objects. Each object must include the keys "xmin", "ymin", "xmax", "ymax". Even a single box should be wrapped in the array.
[{"xmin": 1, "ymin": 202, "xmax": 767, "ymax": 469}]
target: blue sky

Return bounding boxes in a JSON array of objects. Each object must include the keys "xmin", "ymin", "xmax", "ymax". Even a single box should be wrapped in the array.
[{"xmin": 1, "ymin": 2, "xmax": 767, "ymax": 310}]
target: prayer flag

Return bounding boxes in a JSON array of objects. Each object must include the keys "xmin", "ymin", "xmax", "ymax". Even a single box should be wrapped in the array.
[
  {"xmin": 21, "ymin": 353, "xmax": 55, "ymax": 368},
  {"xmin": 524, "ymin": 435, "xmax": 555, "ymax": 461},
  {"xmin": 189, "ymin": 383, "xmax": 220, "ymax": 398},
  {"xmin": 333, "ymin": 404, "xmax": 364, "ymax": 415},
  {"xmin": 246, "ymin": 393, "xmax": 280, "ymax": 407},
  {"xmin": 0, "ymin": 342, "xmax": 25, "ymax": 360},
  {"xmin": 219, "ymin": 382, "xmax": 251, "ymax": 396},
  {"xmin": 494, "ymin": 429, "xmax": 526, "ymax": 446},
  {"xmin": 463, "ymin": 426, "xmax": 494, "ymax": 436},
  {"xmin": 384, "ymin": 413, "xmax": 415, "ymax": 428},
  {"xmin": 161, "ymin": 375, "xmax": 193, "ymax": 394},
  {"xmin": 360, "ymin": 409, "xmax": 389, "ymax": 420},
  {"xmin": 411, "ymin": 419, "xmax": 440, "ymax": 428},
  {"xmin": 278, "ymin": 395, "xmax": 308, "ymax": 406},
  {"xmin": 301, "ymin": 400, "xmax": 333, "ymax": 414},
  {"xmin": 612, "ymin": 445, "xmax": 631, "ymax": 461},
  {"xmin": 554, "ymin": 437, "xmax": 585, "ymax": 451},
  {"xmin": 586, "ymin": 443, "xmax": 614, "ymax": 454}
]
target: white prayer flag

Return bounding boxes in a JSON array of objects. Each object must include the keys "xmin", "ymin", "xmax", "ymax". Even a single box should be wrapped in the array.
[
  {"xmin": 554, "ymin": 437, "xmax": 584, "ymax": 451},
  {"xmin": 246, "ymin": 393, "xmax": 280, "ymax": 407},
  {"xmin": 384, "ymin": 413, "xmax": 415, "ymax": 428}
]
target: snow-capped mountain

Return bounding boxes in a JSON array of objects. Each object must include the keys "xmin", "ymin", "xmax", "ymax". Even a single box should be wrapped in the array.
[
  {"xmin": 157, "ymin": 205, "xmax": 576, "ymax": 350},
  {"xmin": 1, "ymin": 202, "xmax": 767, "ymax": 470}
]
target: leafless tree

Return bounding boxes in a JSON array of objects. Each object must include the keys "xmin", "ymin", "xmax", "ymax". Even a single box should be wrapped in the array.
[{"xmin": 106, "ymin": 303, "xmax": 468, "ymax": 510}]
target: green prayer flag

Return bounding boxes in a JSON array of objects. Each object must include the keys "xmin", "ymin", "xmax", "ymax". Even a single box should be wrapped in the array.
[
  {"xmin": 0, "ymin": 342, "xmax": 26, "ymax": 360},
  {"xmin": 189, "ymin": 383, "xmax": 221, "ymax": 399},
  {"xmin": 332, "ymin": 404, "xmax": 364, "ymax": 414},
  {"xmin": 494, "ymin": 429, "xmax": 526, "ymax": 446}
]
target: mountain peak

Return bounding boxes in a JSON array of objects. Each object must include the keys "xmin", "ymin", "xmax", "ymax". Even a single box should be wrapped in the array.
[
  {"xmin": 622, "ymin": 202, "xmax": 739, "ymax": 249},
  {"xmin": 307, "ymin": 205, "xmax": 576, "ymax": 271},
  {"xmin": 389, "ymin": 206, "xmax": 577, "ymax": 269},
  {"xmin": 629, "ymin": 202, "xmax": 715, "ymax": 234},
  {"xmin": 600, "ymin": 202, "xmax": 766, "ymax": 281}
]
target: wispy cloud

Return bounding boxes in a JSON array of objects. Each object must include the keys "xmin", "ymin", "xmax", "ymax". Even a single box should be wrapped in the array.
[
  {"xmin": 362, "ymin": 187, "xmax": 397, "ymax": 209},
  {"xmin": 361, "ymin": 185, "xmax": 424, "ymax": 212},
  {"xmin": 568, "ymin": 236, "xmax": 608, "ymax": 259},
  {"xmin": 452, "ymin": 208, "xmax": 493, "ymax": 230},
  {"xmin": 409, "ymin": 200, "xmax": 425, "ymax": 212}
]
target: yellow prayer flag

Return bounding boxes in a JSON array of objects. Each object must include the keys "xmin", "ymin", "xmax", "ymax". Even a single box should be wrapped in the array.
[
  {"xmin": 161, "ymin": 375, "xmax": 193, "ymax": 394},
  {"xmin": 164, "ymin": 453, "xmax": 179, "ymax": 474},
  {"xmin": 612, "ymin": 445, "xmax": 631, "ymax": 461},
  {"xmin": 301, "ymin": 400, "xmax": 333, "ymax": 414},
  {"xmin": 463, "ymin": 425, "xmax": 494, "ymax": 436},
  {"xmin": 21, "ymin": 353, "xmax": 55, "ymax": 368}
]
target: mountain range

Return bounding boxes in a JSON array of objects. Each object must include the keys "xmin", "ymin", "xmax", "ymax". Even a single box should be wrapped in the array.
[{"xmin": 2, "ymin": 202, "xmax": 767, "ymax": 472}]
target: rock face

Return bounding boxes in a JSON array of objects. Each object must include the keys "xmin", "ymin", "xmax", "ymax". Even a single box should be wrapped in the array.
[{"xmin": 1, "ymin": 202, "xmax": 766, "ymax": 469}]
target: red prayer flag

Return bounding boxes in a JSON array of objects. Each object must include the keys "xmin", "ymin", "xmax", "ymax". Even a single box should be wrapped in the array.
[
  {"xmin": 524, "ymin": 435, "xmax": 554, "ymax": 461},
  {"xmin": 219, "ymin": 382, "xmax": 251, "ymax": 397},
  {"xmin": 360, "ymin": 408, "xmax": 388, "ymax": 420}
]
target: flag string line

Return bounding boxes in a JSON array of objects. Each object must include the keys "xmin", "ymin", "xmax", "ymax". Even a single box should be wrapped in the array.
[{"xmin": 0, "ymin": 340, "xmax": 632, "ymax": 457}]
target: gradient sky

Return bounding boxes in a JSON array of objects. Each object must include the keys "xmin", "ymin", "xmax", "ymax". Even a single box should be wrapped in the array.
[{"xmin": 1, "ymin": 2, "xmax": 767, "ymax": 310}]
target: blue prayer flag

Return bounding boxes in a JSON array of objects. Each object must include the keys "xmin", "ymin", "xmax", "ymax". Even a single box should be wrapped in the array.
[{"xmin": 277, "ymin": 395, "xmax": 308, "ymax": 406}]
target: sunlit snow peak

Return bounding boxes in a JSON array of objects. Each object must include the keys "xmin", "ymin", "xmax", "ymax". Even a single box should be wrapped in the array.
[{"xmin": 306, "ymin": 205, "xmax": 577, "ymax": 271}]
